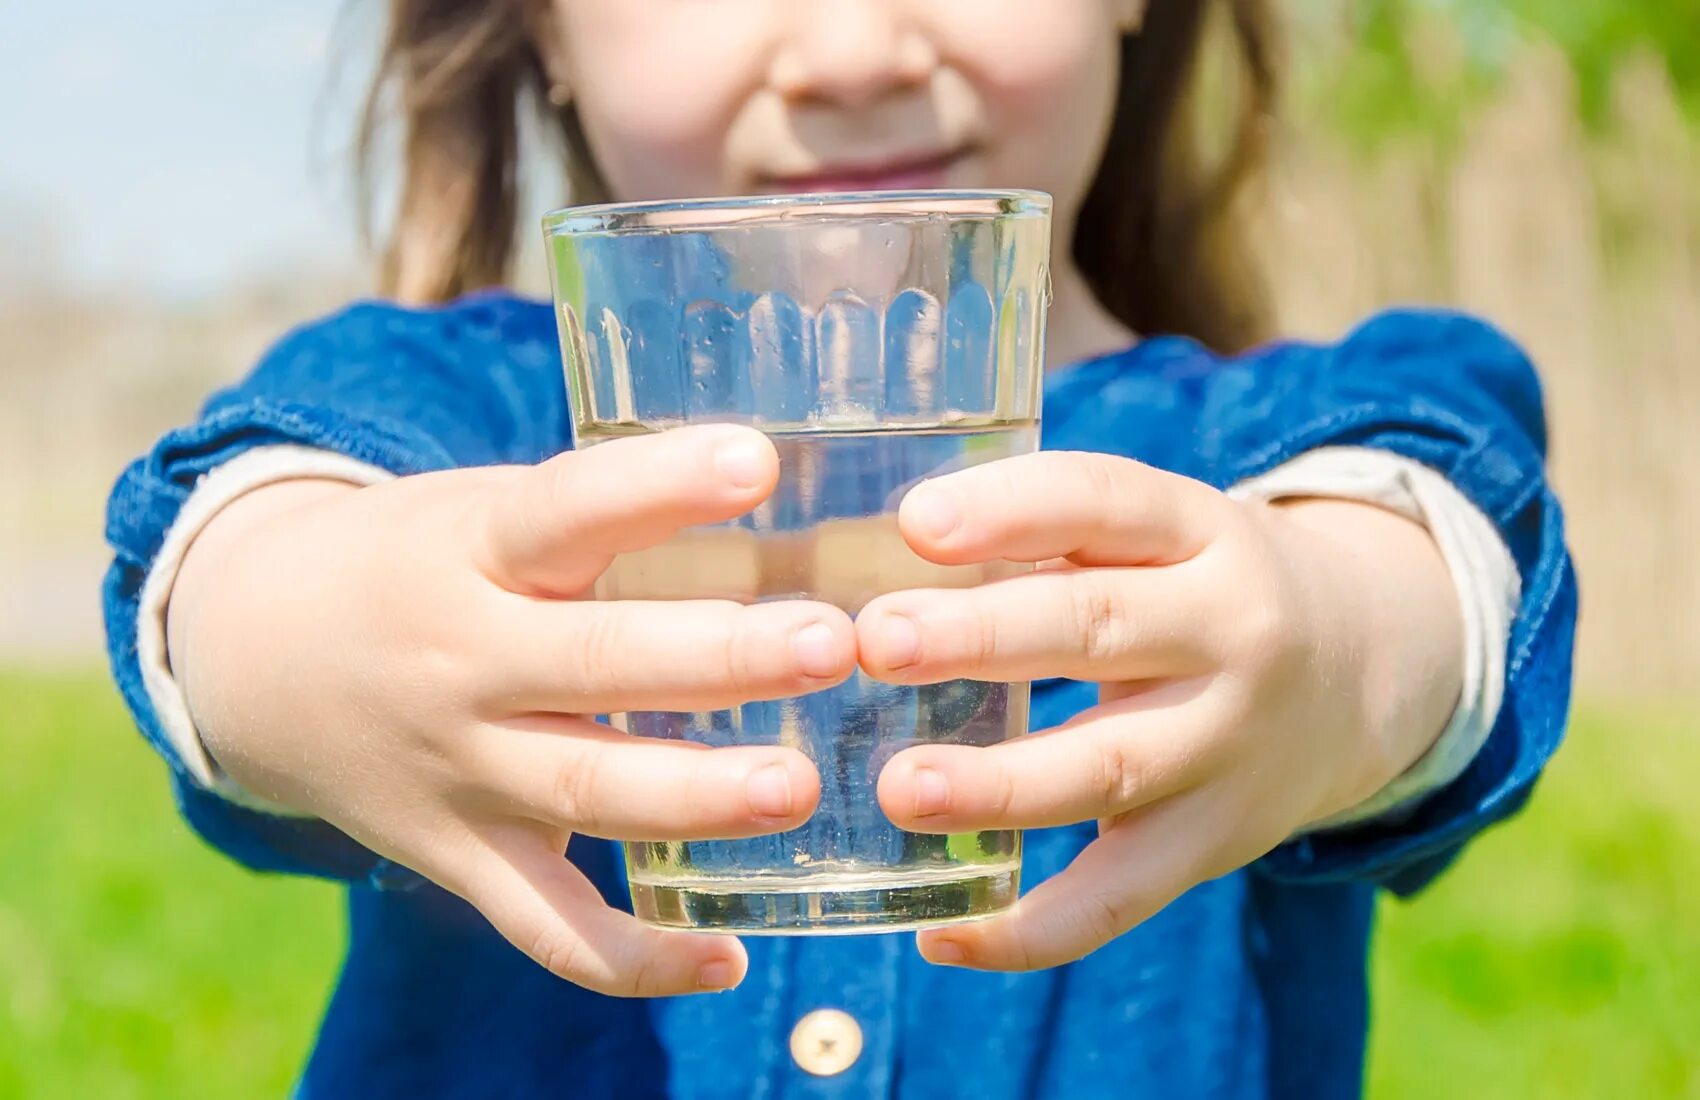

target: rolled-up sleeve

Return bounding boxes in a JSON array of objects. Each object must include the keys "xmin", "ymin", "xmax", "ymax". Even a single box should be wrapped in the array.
[{"xmin": 103, "ymin": 296, "xmax": 567, "ymax": 885}]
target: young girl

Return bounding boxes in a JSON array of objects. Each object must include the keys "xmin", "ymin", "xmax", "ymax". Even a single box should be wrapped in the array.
[{"xmin": 105, "ymin": 1, "xmax": 1575, "ymax": 1096}]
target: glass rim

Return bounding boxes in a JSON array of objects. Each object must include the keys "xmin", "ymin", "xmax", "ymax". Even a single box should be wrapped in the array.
[{"xmin": 543, "ymin": 188, "xmax": 1051, "ymax": 236}]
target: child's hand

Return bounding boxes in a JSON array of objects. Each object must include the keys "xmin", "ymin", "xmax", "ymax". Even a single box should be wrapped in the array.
[
  {"xmin": 167, "ymin": 426, "xmax": 856, "ymax": 997},
  {"xmin": 856, "ymin": 452, "xmax": 1463, "ymax": 970}
]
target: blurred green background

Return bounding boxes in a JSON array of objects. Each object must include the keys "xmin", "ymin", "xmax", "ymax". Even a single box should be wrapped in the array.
[{"xmin": 3, "ymin": 0, "xmax": 1698, "ymax": 1096}]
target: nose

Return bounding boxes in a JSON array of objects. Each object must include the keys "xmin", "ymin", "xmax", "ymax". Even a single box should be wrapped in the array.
[{"xmin": 770, "ymin": 0, "xmax": 937, "ymax": 106}]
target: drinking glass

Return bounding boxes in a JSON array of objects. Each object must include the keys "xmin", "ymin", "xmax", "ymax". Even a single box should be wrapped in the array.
[{"xmin": 543, "ymin": 189, "xmax": 1051, "ymax": 933}]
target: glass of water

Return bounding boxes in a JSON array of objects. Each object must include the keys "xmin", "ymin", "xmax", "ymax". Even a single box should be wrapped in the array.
[{"xmin": 543, "ymin": 190, "xmax": 1051, "ymax": 933}]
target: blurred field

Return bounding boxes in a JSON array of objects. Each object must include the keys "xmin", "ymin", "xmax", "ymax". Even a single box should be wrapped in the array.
[
  {"xmin": 0, "ymin": 671, "xmax": 341, "ymax": 1099},
  {"xmin": 1370, "ymin": 701, "xmax": 1700, "ymax": 1098},
  {"xmin": 1266, "ymin": 32, "xmax": 1700, "ymax": 699},
  {"xmin": 1, "ymin": 669, "xmax": 1694, "ymax": 1098}
]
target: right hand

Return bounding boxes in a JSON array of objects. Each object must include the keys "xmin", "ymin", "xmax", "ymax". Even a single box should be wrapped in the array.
[{"xmin": 167, "ymin": 425, "xmax": 855, "ymax": 997}]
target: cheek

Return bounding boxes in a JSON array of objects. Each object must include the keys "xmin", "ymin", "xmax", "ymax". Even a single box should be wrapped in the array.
[
  {"xmin": 935, "ymin": 2, "xmax": 1121, "ymax": 214},
  {"xmin": 561, "ymin": 6, "xmax": 772, "ymax": 200},
  {"xmin": 960, "ymin": 5, "xmax": 1108, "ymax": 104}
]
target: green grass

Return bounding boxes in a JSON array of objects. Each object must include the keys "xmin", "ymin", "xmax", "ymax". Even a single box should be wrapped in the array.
[
  {"xmin": 1368, "ymin": 703, "xmax": 1700, "ymax": 1098},
  {"xmin": 0, "ymin": 670, "xmax": 341, "ymax": 1099},
  {"xmin": 1, "ymin": 668, "xmax": 1696, "ymax": 1096}
]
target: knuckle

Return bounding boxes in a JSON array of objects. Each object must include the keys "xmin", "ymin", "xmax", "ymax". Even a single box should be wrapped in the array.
[
  {"xmin": 1079, "ymin": 890, "xmax": 1134, "ymax": 947},
  {"xmin": 990, "ymin": 451, "xmax": 1035, "ymax": 494},
  {"xmin": 990, "ymin": 761, "xmax": 1018, "ymax": 821},
  {"xmin": 540, "ymin": 453, "xmax": 586, "ymax": 521},
  {"xmin": 965, "ymin": 599, "xmax": 1000, "ymax": 669},
  {"xmin": 1071, "ymin": 576, "xmax": 1127, "ymax": 667},
  {"xmin": 1227, "ymin": 575, "xmax": 1295, "ymax": 674},
  {"xmin": 529, "ymin": 924, "xmax": 593, "ymax": 987},
  {"xmin": 1204, "ymin": 530, "xmax": 1296, "ymax": 673},
  {"xmin": 1076, "ymin": 895, "xmax": 1119, "ymax": 947},
  {"xmin": 459, "ymin": 608, "xmax": 525, "ymax": 719},
  {"xmin": 1003, "ymin": 920, "xmax": 1039, "ymax": 972},
  {"xmin": 396, "ymin": 629, "xmax": 472, "ymax": 716},
  {"xmin": 1090, "ymin": 738, "xmax": 1145, "ymax": 812},
  {"xmin": 554, "ymin": 748, "xmax": 606, "ymax": 834},
  {"xmin": 502, "ymin": 461, "xmax": 578, "ymax": 563},
  {"xmin": 565, "ymin": 605, "xmax": 624, "ymax": 701},
  {"xmin": 1078, "ymin": 453, "xmax": 1125, "ymax": 504},
  {"xmin": 718, "ymin": 608, "xmax": 762, "ymax": 696},
  {"xmin": 1223, "ymin": 570, "xmax": 1273, "ymax": 648},
  {"xmin": 624, "ymin": 943, "xmax": 664, "ymax": 998}
]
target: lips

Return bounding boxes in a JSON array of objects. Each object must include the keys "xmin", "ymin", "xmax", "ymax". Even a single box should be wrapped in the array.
[{"xmin": 760, "ymin": 148, "xmax": 971, "ymax": 194}]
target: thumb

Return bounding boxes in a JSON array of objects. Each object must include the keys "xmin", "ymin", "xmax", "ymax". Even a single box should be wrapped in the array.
[{"xmin": 479, "ymin": 424, "xmax": 778, "ymax": 597}]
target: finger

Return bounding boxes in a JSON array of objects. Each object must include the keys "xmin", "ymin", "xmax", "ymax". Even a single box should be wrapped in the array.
[
  {"xmin": 490, "ymin": 597, "xmax": 856, "ymax": 714},
  {"xmin": 457, "ymin": 828, "xmax": 748, "ymax": 997},
  {"xmin": 482, "ymin": 424, "xmax": 779, "ymax": 596},
  {"xmin": 915, "ymin": 798, "xmax": 1204, "ymax": 972},
  {"xmin": 855, "ymin": 568, "xmax": 1214, "ymax": 685},
  {"xmin": 876, "ymin": 684, "xmax": 1213, "ymax": 832},
  {"xmin": 898, "ymin": 451, "xmax": 1229, "ymax": 568},
  {"xmin": 463, "ymin": 715, "xmax": 822, "ymax": 840}
]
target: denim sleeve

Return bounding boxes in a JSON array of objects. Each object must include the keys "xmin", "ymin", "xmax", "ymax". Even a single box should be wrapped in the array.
[
  {"xmin": 103, "ymin": 297, "xmax": 567, "ymax": 886},
  {"xmin": 1051, "ymin": 309, "xmax": 1577, "ymax": 896}
]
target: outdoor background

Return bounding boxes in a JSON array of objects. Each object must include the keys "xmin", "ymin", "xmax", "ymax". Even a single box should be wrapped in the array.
[{"xmin": 2, "ymin": 0, "xmax": 1696, "ymax": 1096}]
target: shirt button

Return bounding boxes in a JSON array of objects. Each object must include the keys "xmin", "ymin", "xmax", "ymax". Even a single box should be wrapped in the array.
[{"xmin": 789, "ymin": 1008, "xmax": 864, "ymax": 1077}]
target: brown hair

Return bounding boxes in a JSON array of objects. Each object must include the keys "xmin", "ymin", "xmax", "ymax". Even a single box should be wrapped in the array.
[{"xmin": 359, "ymin": 0, "xmax": 1278, "ymax": 352}]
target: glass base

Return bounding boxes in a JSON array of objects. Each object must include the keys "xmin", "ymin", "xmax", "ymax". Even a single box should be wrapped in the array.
[{"xmin": 628, "ymin": 862, "xmax": 1020, "ymax": 935}]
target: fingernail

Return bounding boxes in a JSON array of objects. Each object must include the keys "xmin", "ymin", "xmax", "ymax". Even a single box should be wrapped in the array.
[
  {"xmin": 907, "ymin": 483, "xmax": 960, "ymax": 541},
  {"xmin": 746, "ymin": 762, "xmax": 795, "ymax": 818},
  {"xmin": 911, "ymin": 766, "xmax": 950, "ymax": 817},
  {"xmin": 714, "ymin": 434, "xmax": 770, "ymax": 490},
  {"xmin": 877, "ymin": 613, "xmax": 921, "ymax": 670},
  {"xmin": 792, "ymin": 621, "xmax": 843, "ymax": 679},
  {"xmin": 926, "ymin": 938, "xmax": 967, "ymax": 966},
  {"xmin": 697, "ymin": 959, "xmax": 738, "ymax": 990}
]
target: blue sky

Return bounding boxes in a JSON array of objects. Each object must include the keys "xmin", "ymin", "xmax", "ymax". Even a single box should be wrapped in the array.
[{"xmin": 3, "ymin": 1, "xmax": 375, "ymax": 297}]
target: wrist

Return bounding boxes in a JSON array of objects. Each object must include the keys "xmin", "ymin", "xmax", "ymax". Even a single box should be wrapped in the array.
[
  {"xmin": 1271, "ymin": 497, "xmax": 1464, "ymax": 819},
  {"xmin": 168, "ymin": 479, "xmax": 363, "ymax": 784}
]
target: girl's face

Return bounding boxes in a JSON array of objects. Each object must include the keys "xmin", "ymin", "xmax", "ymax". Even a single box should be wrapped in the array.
[{"xmin": 537, "ymin": 0, "xmax": 1145, "ymax": 236}]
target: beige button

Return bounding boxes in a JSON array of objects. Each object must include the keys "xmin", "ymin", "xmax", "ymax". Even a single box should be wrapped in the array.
[{"xmin": 789, "ymin": 1008, "xmax": 863, "ymax": 1077}]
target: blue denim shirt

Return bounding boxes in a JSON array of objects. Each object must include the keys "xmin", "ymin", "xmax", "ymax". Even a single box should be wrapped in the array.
[{"xmin": 104, "ymin": 294, "xmax": 1576, "ymax": 1099}]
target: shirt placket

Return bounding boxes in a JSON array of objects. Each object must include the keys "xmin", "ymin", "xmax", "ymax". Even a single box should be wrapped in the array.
[{"xmin": 773, "ymin": 931, "xmax": 903, "ymax": 1099}]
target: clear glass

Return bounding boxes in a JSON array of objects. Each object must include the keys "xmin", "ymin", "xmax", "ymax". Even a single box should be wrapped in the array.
[{"xmin": 543, "ymin": 190, "xmax": 1051, "ymax": 933}]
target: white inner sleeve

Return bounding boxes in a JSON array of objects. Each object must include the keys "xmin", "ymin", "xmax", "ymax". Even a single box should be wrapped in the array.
[
  {"xmin": 137, "ymin": 444, "xmax": 398, "ymax": 815},
  {"xmin": 1228, "ymin": 446, "xmax": 1520, "ymax": 830}
]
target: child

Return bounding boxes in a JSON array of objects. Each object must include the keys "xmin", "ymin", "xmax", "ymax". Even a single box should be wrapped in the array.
[{"xmin": 105, "ymin": 1, "xmax": 1574, "ymax": 1096}]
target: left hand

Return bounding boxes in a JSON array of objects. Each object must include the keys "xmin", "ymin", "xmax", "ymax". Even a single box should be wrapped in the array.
[{"xmin": 856, "ymin": 451, "xmax": 1463, "ymax": 971}]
